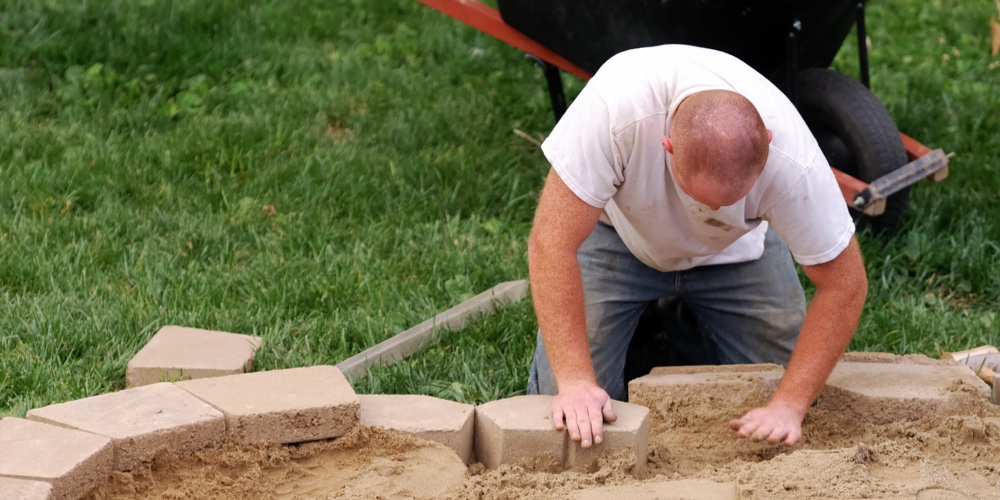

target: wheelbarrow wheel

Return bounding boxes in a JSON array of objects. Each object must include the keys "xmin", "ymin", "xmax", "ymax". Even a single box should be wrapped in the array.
[{"xmin": 794, "ymin": 68, "xmax": 909, "ymax": 235}]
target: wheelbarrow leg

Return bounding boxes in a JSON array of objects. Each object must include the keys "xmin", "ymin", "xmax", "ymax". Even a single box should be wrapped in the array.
[
  {"xmin": 525, "ymin": 54, "xmax": 566, "ymax": 123},
  {"xmin": 785, "ymin": 20, "xmax": 802, "ymax": 104},
  {"xmin": 855, "ymin": 1, "xmax": 870, "ymax": 89},
  {"xmin": 526, "ymin": 55, "xmax": 568, "ymax": 123}
]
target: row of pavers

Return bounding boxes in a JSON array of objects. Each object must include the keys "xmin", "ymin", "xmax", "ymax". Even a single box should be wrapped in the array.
[
  {"xmin": 0, "ymin": 365, "xmax": 651, "ymax": 500},
  {"xmin": 3, "ymin": 326, "xmax": 992, "ymax": 500}
]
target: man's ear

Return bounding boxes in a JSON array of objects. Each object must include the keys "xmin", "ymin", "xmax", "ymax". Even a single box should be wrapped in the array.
[
  {"xmin": 662, "ymin": 136, "xmax": 674, "ymax": 154},
  {"xmin": 766, "ymin": 129, "xmax": 773, "ymax": 143}
]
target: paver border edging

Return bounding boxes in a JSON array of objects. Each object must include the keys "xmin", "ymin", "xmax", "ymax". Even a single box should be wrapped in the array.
[{"xmin": 336, "ymin": 280, "xmax": 529, "ymax": 380}]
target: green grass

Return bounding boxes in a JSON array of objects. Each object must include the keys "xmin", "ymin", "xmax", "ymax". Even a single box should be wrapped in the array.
[{"xmin": 1, "ymin": 0, "xmax": 998, "ymax": 417}]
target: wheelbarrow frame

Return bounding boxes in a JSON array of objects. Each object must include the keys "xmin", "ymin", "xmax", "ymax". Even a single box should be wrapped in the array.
[{"xmin": 417, "ymin": 0, "xmax": 949, "ymax": 221}]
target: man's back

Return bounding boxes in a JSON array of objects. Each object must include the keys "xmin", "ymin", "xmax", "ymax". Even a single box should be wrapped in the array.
[{"xmin": 541, "ymin": 44, "xmax": 853, "ymax": 271}]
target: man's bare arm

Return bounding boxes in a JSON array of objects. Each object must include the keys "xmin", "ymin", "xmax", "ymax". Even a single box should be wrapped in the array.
[
  {"xmin": 729, "ymin": 236, "xmax": 867, "ymax": 445},
  {"xmin": 528, "ymin": 168, "xmax": 614, "ymax": 449}
]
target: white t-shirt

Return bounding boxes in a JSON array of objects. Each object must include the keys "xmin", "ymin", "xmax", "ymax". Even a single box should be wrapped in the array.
[{"xmin": 542, "ymin": 44, "xmax": 854, "ymax": 271}]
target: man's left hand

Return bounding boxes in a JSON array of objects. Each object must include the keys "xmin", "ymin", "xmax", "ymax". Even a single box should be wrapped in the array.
[{"xmin": 728, "ymin": 403, "xmax": 806, "ymax": 446}]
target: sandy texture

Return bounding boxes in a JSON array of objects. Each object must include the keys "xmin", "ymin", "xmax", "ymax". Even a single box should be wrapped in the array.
[
  {"xmin": 87, "ymin": 426, "xmax": 467, "ymax": 500},
  {"xmin": 86, "ymin": 366, "xmax": 1000, "ymax": 499}
]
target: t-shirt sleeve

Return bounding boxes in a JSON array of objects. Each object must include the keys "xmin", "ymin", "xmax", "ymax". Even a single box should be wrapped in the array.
[
  {"xmin": 540, "ymin": 84, "xmax": 624, "ymax": 208},
  {"xmin": 764, "ymin": 151, "xmax": 856, "ymax": 266}
]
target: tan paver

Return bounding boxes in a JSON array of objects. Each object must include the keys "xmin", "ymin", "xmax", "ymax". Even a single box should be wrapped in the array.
[
  {"xmin": 826, "ymin": 361, "xmax": 990, "ymax": 400},
  {"xmin": 474, "ymin": 395, "xmax": 563, "ymax": 469},
  {"xmin": 126, "ymin": 325, "xmax": 263, "ymax": 388},
  {"xmin": 0, "ymin": 417, "xmax": 112, "ymax": 500},
  {"xmin": 176, "ymin": 365, "xmax": 359, "ymax": 444},
  {"xmin": 819, "ymin": 360, "xmax": 992, "ymax": 423},
  {"xmin": 629, "ymin": 364, "xmax": 786, "ymax": 412},
  {"xmin": 359, "ymin": 394, "xmax": 475, "ymax": 464},
  {"xmin": 575, "ymin": 479, "xmax": 737, "ymax": 500},
  {"xmin": 0, "ymin": 477, "xmax": 54, "ymax": 500},
  {"xmin": 565, "ymin": 400, "xmax": 649, "ymax": 473},
  {"xmin": 26, "ymin": 383, "xmax": 225, "ymax": 471},
  {"xmin": 474, "ymin": 395, "xmax": 649, "ymax": 472},
  {"xmin": 649, "ymin": 362, "xmax": 785, "ymax": 376}
]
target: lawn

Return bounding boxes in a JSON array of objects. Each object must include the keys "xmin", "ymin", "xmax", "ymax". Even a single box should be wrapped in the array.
[{"xmin": 1, "ymin": 0, "xmax": 998, "ymax": 417}]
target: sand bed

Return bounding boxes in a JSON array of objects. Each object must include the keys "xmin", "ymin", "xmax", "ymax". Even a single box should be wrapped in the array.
[{"xmin": 87, "ymin": 363, "xmax": 1000, "ymax": 499}]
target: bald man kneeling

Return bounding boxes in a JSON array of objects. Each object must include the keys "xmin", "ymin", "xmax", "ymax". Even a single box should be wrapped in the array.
[{"xmin": 525, "ymin": 44, "xmax": 867, "ymax": 449}]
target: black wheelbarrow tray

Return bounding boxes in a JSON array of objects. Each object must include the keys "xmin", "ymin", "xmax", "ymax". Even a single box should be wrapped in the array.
[{"xmin": 418, "ymin": 0, "xmax": 950, "ymax": 234}]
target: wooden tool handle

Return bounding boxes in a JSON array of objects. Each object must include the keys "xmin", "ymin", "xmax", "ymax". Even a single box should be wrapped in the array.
[{"xmin": 978, "ymin": 366, "xmax": 996, "ymax": 386}]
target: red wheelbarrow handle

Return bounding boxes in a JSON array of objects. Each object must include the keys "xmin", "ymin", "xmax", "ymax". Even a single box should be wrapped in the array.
[{"xmin": 417, "ymin": 0, "xmax": 591, "ymax": 80}]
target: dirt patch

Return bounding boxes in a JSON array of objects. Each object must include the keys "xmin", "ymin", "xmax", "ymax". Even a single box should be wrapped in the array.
[{"xmin": 87, "ymin": 377, "xmax": 1000, "ymax": 499}]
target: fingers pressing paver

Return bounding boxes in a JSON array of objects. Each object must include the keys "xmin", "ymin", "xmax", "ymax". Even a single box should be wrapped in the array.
[
  {"xmin": 126, "ymin": 325, "xmax": 263, "ymax": 388},
  {"xmin": 574, "ymin": 479, "xmax": 737, "ymax": 500},
  {"xmin": 565, "ymin": 401, "xmax": 650, "ymax": 472},
  {"xmin": 176, "ymin": 365, "xmax": 359, "ymax": 445},
  {"xmin": 26, "ymin": 383, "xmax": 225, "ymax": 471},
  {"xmin": 359, "ymin": 394, "xmax": 475, "ymax": 464},
  {"xmin": 474, "ymin": 395, "xmax": 649, "ymax": 472},
  {"xmin": 0, "ymin": 477, "xmax": 54, "ymax": 500},
  {"xmin": 0, "ymin": 418, "xmax": 113, "ymax": 500}
]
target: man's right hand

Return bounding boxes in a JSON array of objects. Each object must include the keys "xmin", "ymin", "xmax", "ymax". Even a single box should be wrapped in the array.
[{"xmin": 551, "ymin": 380, "xmax": 618, "ymax": 449}]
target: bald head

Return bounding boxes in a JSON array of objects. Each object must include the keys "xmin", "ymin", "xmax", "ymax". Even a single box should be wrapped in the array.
[{"xmin": 667, "ymin": 90, "xmax": 770, "ymax": 206}]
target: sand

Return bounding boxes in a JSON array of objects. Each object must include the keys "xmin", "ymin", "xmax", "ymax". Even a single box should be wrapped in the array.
[{"xmin": 87, "ymin": 359, "xmax": 1000, "ymax": 499}]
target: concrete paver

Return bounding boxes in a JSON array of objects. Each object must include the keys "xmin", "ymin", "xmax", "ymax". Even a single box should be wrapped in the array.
[
  {"xmin": 0, "ymin": 477, "xmax": 54, "ymax": 500},
  {"xmin": 474, "ymin": 395, "xmax": 567, "ymax": 469},
  {"xmin": 126, "ymin": 325, "xmax": 263, "ymax": 388},
  {"xmin": 575, "ymin": 479, "xmax": 737, "ymax": 500},
  {"xmin": 648, "ymin": 363, "xmax": 785, "ymax": 376},
  {"xmin": 176, "ymin": 365, "xmax": 359, "ymax": 444},
  {"xmin": 825, "ymin": 361, "xmax": 990, "ymax": 400},
  {"xmin": 0, "ymin": 417, "xmax": 112, "ymax": 500},
  {"xmin": 819, "ymin": 360, "xmax": 992, "ymax": 423},
  {"xmin": 629, "ymin": 364, "xmax": 786, "ymax": 411},
  {"xmin": 359, "ymin": 394, "xmax": 475, "ymax": 464},
  {"xmin": 26, "ymin": 383, "xmax": 226, "ymax": 471},
  {"xmin": 474, "ymin": 395, "xmax": 649, "ymax": 472},
  {"xmin": 565, "ymin": 400, "xmax": 649, "ymax": 472}
]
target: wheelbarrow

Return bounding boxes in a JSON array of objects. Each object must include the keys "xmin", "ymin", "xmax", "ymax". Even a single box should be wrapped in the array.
[{"xmin": 417, "ymin": 0, "xmax": 950, "ymax": 234}]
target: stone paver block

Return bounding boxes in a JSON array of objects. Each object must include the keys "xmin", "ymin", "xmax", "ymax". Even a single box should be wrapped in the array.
[
  {"xmin": 565, "ymin": 401, "xmax": 649, "ymax": 472},
  {"xmin": 0, "ymin": 477, "xmax": 54, "ymax": 500},
  {"xmin": 819, "ymin": 361, "xmax": 991, "ymax": 422},
  {"xmin": 648, "ymin": 363, "xmax": 785, "ymax": 376},
  {"xmin": 575, "ymin": 479, "xmax": 737, "ymax": 500},
  {"xmin": 359, "ymin": 394, "xmax": 475, "ymax": 464},
  {"xmin": 26, "ymin": 383, "xmax": 226, "ymax": 471},
  {"xmin": 841, "ymin": 351, "xmax": 952, "ymax": 365},
  {"xmin": 126, "ymin": 325, "xmax": 263, "ymax": 388},
  {"xmin": 474, "ymin": 395, "xmax": 563, "ymax": 469},
  {"xmin": 826, "ymin": 361, "xmax": 989, "ymax": 400},
  {"xmin": 629, "ymin": 364, "xmax": 786, "ymax": 411},
  {"xmin": 176, "ymin": 365, "xmax": 359, "ymax": 444},
  {"xmin": 474, "ymin": 395, "xmax": 649, "ymax": 472},
  {"xmin": 0, "ymin": 417, "xmax": 112, "ymax": 500}
]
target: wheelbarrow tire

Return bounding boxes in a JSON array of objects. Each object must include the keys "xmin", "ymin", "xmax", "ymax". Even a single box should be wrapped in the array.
[{"xmin": 794, "ymin": 68, "xmax": 909, "ymax": 235}]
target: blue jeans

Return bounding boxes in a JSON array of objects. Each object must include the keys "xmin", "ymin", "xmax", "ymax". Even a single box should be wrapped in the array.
[{"xmin": 527, "ymin": 222, "xmax": 806, "ymax": 401}]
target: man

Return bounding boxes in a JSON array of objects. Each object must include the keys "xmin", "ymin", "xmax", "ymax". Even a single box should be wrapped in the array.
[{"xmin": 525, "ymin": 45, "xmax": 867, "ymax": 449}]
